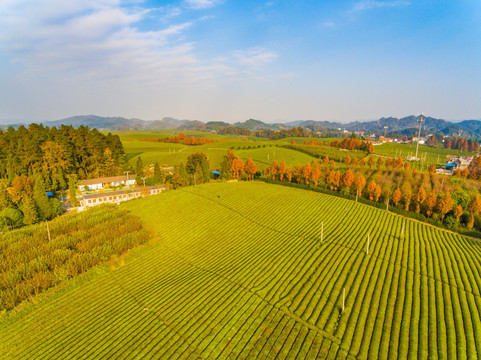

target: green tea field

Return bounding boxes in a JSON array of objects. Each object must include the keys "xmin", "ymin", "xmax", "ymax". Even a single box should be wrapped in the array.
[
  {"xmin": 123, "ymin": 139, "xmax": 317, "ymax": 169},
  {"xmin": 372, "ymin": 142, "xmax": 477, "ymax": 166},
  {"xmin": 1, "ymin": 182, "xmax": 481, "ymax": 359}
]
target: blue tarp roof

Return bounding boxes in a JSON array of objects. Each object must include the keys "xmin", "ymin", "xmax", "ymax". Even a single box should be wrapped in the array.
[
  {"xmin": 445, "ymin": 163, "xmax": 457, "ymax": 168},
  {"xmin": 212, "ymin": 171, "xmax": 220, "ymax": 175},
  {"xmin": 46, "ymin": 192, "xmax": 54, "ymax": 196}
]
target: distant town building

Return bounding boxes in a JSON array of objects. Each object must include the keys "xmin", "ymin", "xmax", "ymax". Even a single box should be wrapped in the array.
[{"xmin": 78, "ymin": 175, "xmax": 136, "ymax": 191}]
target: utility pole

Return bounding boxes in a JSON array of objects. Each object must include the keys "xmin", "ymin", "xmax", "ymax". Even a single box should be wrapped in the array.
[
  {"xmin": 46, "ymin": 221, "xmax": 51, "ymax": 241},
  {"xmin": 141, "ymin": 177, "xmax": 146, "ymax": 187},
  {"xmin": 386, "ymin": 198, "xmax": 389, "ymax": 211},
  {"xmin": 415, "ymin": 113, "xmax": 424, "ymax": 160},
  {"xmin": 367, "ymin": 233, "xmax": 370, "ymax": 254},
  {"xmin": 342, "ymin": 288, "xmax": 346, "ymax": 313},
  {"xmin": 124, "ymin": 171, "xmax": 130, "ymax": 185}
]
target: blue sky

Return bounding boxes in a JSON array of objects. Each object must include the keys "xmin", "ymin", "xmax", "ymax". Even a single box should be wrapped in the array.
[{"xmin": 1, "ymin": 0, "xmax": 480, "ymax": 123}]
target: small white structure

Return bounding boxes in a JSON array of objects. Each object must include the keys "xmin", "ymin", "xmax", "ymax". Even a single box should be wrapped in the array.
[{"xmin": 78, "ymin": 175, "xmax": 136, "ymax": 191}]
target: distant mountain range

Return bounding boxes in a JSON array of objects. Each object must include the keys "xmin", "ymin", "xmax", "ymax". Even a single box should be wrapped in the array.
[{"xmin": 3, "ymin": 114, "xmax": 481, "ymax": 138}]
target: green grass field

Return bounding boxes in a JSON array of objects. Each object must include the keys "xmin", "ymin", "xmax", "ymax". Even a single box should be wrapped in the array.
[
  {"xmin": 373, "ymin": 142, "xmax": 477, "ymax": 166},
  {"xmin": 123, "ymin": 139, "xmax": 317, "ymax": 169},
  {"xmin": 2, "ymin": 181, "xmax": 481, "ymax": 359}
]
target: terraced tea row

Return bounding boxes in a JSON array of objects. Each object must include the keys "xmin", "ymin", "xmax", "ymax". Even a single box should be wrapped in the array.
[{"xmin": 1, "ymin": 181, "xmax": 480, "ymax": 359}]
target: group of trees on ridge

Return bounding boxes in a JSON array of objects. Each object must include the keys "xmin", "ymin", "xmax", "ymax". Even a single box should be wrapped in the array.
[
  {"xmin": 136, "ymin": 133, "xmax": 216, "ymax": 145},
  {"xmin": 263, "ymin": 155, "xmax": 481, "ymax": 232},
  {"xmin": 0, "ymin": 124, "xmax": 126, "ymax": 230},
  {"xmin": 218, "ymin": 126, "xmax": 312, "ymax": 139}
]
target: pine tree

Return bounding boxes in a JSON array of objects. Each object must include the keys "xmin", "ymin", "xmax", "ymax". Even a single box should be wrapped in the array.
[
  {"xmin": 220, "ymin": 156, "xmax": 232, "ymax": 180},
  {"xmin": 22, "ymin": 197, "xmax": 38, "ymax": 225},
  {"xmin": 135, "ymin": 157, "xmax": 144, "ymax": 186},
  {"xmin": 0, "ymin": 181, "xmax": 13, "ymax": 211},
  {"xmin": 68, "ymin": 175, "xmax": 80, "ymax": 207},
  {"xmin": 179, "ymin": 162, "xmax": 188, "ymax": 185},
  {"xmin": 34, "ymin": 176, "xmax": 52, "ymax": 219},
  {"xmin": 153, "ymin": 162, "xmax": 163, "ymax": 184},
  {"xmin": 194, "ymin": 164, "xmax": 204, "ymax": 185}
]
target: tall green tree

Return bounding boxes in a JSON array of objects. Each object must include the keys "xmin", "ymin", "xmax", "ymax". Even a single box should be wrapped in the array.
[
  {"xmin": 21, "ymin": 197, "xmax": 38, "ymax": 225},
  {"xmin": 153, "ymin": 162, "xmax": 163, "ymax": 184},
  {"xmin": 186, "ymin": 153, "xmax": 209, "ymax": 184},
  {"xmin": 33, "ymin": 176, "xmax": 52, "ymax": 220},
  {"xmin": 194, "ymin": 164, "xmax": 204, "ymax": 185},
  {"xmin": 179, "ymin": 162, "xmax": 188, "ymax": 185},
  {"xmin": 68, "ymin": 174, "xmax": 80, "ymax": 207},
  {"xmin": 0, "ymin": 181, "xmax": 13, "ymax": 210},
  {"xmin": 220, "ymin": 156, "xmax": 232, "ymax": 180},
  {"xmin": 135, "ymin": 157, "xmax": 144, "ymax": 186}
]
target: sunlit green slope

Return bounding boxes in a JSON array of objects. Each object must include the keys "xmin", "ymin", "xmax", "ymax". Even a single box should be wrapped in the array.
[{"xmin": 1, "ymin": 182, "xmax": 481, "ymax": 359}]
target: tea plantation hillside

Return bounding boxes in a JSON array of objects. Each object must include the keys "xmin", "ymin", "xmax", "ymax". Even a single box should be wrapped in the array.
[{"xmin": 1, "ymin": 182, "xmax": 481, "ymax": 359}]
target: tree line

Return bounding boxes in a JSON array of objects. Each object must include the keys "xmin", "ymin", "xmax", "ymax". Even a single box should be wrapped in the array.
[
  {"xmin": 426, "ymin": 134, "xmax": 480, "ymax": 152},
  {"xmin": 0, "ymin": 124, "xmax": 126, "ymax": 230},
  {"xmin": 137, "ymin": 133, "xmax": 216, "ymax": 145},
  {"xmin": 264, "ymin": 155, "xmax": 481, "ymax": 233}
]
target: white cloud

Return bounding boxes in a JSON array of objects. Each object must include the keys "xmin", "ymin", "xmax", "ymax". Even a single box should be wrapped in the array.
[
  {"xmin": 184, "ymin": 0, "xmax": 221, "ymax": 9},
  {"xmin": 232, "ymin": 47, "xmax": 277, "ymax": 66},
  {"xmin": 0, "ymin": 0, "xmax": 197, "ymax": 82},
  {"xmin": 352, "ymin": 0, "xmax": 410, "ymax": 12}
]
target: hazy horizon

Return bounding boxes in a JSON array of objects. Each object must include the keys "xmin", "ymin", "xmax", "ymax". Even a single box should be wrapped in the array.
[{"xmin": 1, "ymin": 1, "xmax": 480, "ymax": 123}]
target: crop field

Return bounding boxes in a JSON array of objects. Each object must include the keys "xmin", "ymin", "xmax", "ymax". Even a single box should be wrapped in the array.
[
  {"xmin": 373, "ymin": 142, "xmax": 477, "ymax": 166},
  {"xmin": 123, "ymin": 139, "xmax": 317, "ymax": 169},
  {"xmin": 2, "ymin": 182, "xmax": 481, "ymax": 359}
]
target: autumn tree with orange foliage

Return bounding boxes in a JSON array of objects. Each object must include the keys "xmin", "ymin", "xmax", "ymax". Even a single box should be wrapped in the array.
[
  {"xmin": 392, "ymin": 188, "xmax": 402, "ymax": 207},
  {"xmin": 354, "ymin": 174, "xmax": 366, "ymax": 199},
  {"xmin": 342, "ymin": 169, "xmax": 354, "ymax": 193},
  {"xmin": 385, "ymin": 158, "xmax": 392, "ymax": 168},
  {"xmin": 437, "ymin": 192, "xmax": 454, "ymax": 219},
  {"xmin": 278, "ymin": 159, "xmax": 287, "ymax": 181},
  {"xmin": 402, "ymin": 185, "xmax": 412, "ymax": 211},
  {"xmin": 426, "ymin": 191, "xmax": 437, "ymax": 218},
  {"xmin": 8, "ymin": 175, "xmax": 35, "ymax": 205},
  {"xmin": 454, "ymin": 205, "xmax": 463, "ymax": 223},
  {"xmin": 414, "ymin": 186, "xmax": 427, "ymax": 213},
  {"xmin": 367, "ymin": 180, "xmax": 378, "ymax": 201},
  {"xmin": 270, "ymin": 160, "xmax": 279, "ymax": 180},
  {"xmin": 286, "ymin": 168, "xmax": 293, "ymax": 183},
  {"xmin": 368, "ymin": 157, "xmax": 375, "ymax": 169},
  {"xmin": 231, "ymin": 158, "xmax": 244, "ymax": 179},
  {"xmin": 311, "ymin": 166, "xmax": 321, "ymax": 187},
  {"xmin": 376, "ymin": 157, "xmax": 383, "ymax": 170},
  {"xmin": 244, "ymin": 159, "xmax": 257, "ymax": 180},
  {"xmin": 467, "ymin": 194, "xmax": 481, "ymax": 229},
  {"xmin": 302, "ymin": 163, "xmax": 312, "ymax": 185},
  {"xmin": 344, "ymin": 155, "xmax": 351, "ymax": 166}
]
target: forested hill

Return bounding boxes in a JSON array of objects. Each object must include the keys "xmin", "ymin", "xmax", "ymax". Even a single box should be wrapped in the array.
[{"xmin": 0, "ymin": 124, "xmax": 125, "ymax": 187}]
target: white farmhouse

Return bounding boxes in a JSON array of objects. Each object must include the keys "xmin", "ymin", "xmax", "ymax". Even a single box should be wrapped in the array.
[{"xmin": 78, "ymin": 175, "xmax": 136, "ymax": 191}]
